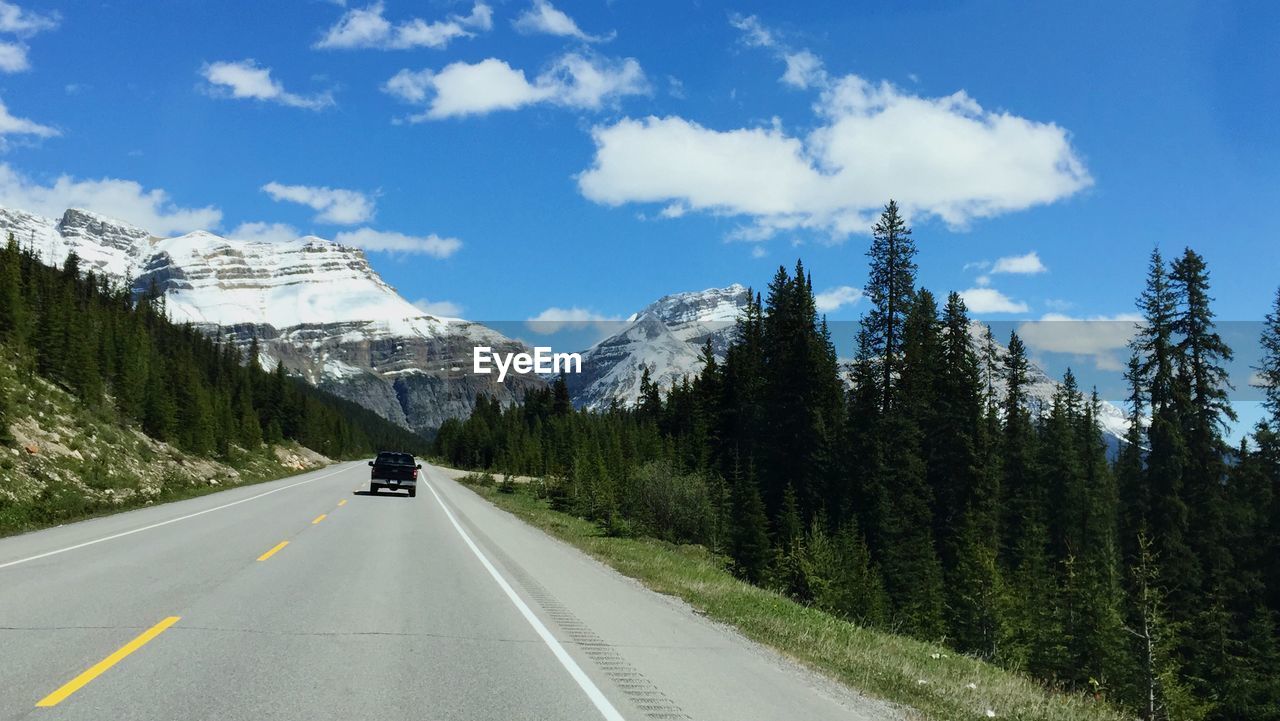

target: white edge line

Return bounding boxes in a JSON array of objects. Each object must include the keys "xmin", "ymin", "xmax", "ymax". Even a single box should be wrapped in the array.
[
  {"xmin": 0, "ymin": 463, "xmax": 356, "ymax": 570},
  {"xmin": 424, "ymin": 479, "xmax": 626, "ymax": 721}
]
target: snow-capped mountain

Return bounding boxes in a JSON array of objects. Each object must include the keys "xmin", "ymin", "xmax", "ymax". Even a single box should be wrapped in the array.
[
  {"xmin": 566, "ymin": 283, "xmax": 1131, "ymax": 444},
  {"xmin": 566, "ymin": 285, "xmax": 749, "ymax": 410},
  {"xmin": 0, "ymin": 207, "xmax": 544, "ymax": 433}
]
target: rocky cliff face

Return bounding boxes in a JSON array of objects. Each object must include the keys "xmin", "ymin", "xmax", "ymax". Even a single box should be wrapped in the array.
[{"xmin": 0, "ymin": 207, "xmax": 544, "ymax": 435}]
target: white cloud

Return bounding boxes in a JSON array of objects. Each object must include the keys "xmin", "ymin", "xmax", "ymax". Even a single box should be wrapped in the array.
[
  {"xmin": 782, "ymin": 50, "xmax": 826, "ymax": 89},
  {"xmin": 525, "ymin": 306, "xmax": 621, "ymax": 335},
  {"xmin": 0, "ymin": 162, "xmax": 221, "ymax": 235},
  {"xmin": 0, "ymin": 2, "xmax": 58, "ymax": 36},
  {"xmin": 413, "ymin": 298, "xmax": 463, "ymax": 318},
  {"xmin": 384, "ymin": 52, "xmax": 646, "ymax": 120},
  {"xmin": 731, "ymin": 15, "xmax": 828, "ymax": 90},
  {"xmin": 229, "ymin": 221, "xmax": 299, "ymax": 244},
  {"xmin": 1251, "ymin": 371, "xmax": 1272, "ymax": 389},
  {"xmin": 332, "ymin": 227, "xmax": 461, "ymax": 257},
  {"xmin": 513, "ymin": 0, "xmax": 612, "ymax": 42},
  {"xmin": 0, "ymin": 2, "xmax": 57, "ymax": 73},
  {"xmin": 750, "ymin": 245, "xmax": 767, "ymax": 259},
  {"xmin": 0, "ymin": 40, "xmax": 28, "ymax": 72},
  {"xmin": 578, "ymin": 73, "xmax": 1090, "ymax": 238},
  {"xmin": 959, "ymin": 287, "xmax": 1030, "ymax": 314},
  {"xmin": 314, "ymin": 1, "xmax": 491, "ymax": 51},
  {"xmin": 991, "ymin": 251, "xmax": 1047, "ymax": 275},
  {"xmin": 1017, "ymin": 313, "xmax": 1143, "ymax": 371},
  {"xmin": 729, "ymin": 14, "xmax": 775, "ymax": 48},
  {"xmin": 0, "ymin": 96, "xmax": 56, "ymax": 140},
  {"xmin": 815, "ymin": 285, "xmax": 863, "ymax": 312},
  {"xmin": 201, "ymin": 60, "xmax": 334, "ymax": 110},
  {"xmin": 261, "ymin": 182, "xmax": 374, "ymax": 225}
]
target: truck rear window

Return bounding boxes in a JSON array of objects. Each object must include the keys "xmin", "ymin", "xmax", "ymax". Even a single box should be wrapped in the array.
[{"xmin": 376, "ymin": 453, "xmax": 415, "ymax": 466}]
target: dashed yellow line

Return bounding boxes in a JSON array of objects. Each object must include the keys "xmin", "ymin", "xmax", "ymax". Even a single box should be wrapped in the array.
[
  {"xmin": 256, "ymin": 540, "xmax": 289, "ymax": 562},
  {"xmin": 311, "ymin": 514, "xmax": 327, "ymax": 525},
  {"xmin": 337, "ymin": 499, "xmax": 347, "ymax": 507},
  {"xmin": 36, "ymin": 616, "xmax": 181, "ymax": 707}
]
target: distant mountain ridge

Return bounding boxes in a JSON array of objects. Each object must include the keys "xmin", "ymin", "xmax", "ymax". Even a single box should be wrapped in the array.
[{"xmin": 0, "ymin": 205, "xmax": 1130, "ymax": 442}]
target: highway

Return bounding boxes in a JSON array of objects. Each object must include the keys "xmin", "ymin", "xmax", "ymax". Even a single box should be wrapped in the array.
[{"xmin": 0, "ymin": 462, "xmax": 895, "ymax": 721}]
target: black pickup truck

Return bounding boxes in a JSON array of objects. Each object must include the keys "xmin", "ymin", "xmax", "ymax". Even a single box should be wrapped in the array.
[{"xmin": 368, "ymin": 452, "xmax": 421, "ymax": 497}]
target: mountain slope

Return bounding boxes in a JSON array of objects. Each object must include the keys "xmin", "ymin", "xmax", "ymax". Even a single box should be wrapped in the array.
[{"xmin": 0, "ymin": 207, "xmax": 544, "ymax": 433}]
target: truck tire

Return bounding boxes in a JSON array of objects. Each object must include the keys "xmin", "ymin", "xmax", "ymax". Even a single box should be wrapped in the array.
[
  {"xmin": 370, "ymin": 484, "xmax": 380, "ymax": 494},
  {"xmin": 408, "ymin": 487, "xmax": 416, "ymax": 498}
]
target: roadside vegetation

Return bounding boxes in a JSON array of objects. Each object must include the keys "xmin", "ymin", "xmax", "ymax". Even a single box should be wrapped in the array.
[
  {"xmin": 460, "ymin": 474, "xmax": 1127, "ymax": 721},
  {"xmin": 0, "ymin": 232, "xmax": 427, "ymax": 536},
  {"xmin": 439, "ymin": 201, "xmax": 1280, "ymax": 721}
]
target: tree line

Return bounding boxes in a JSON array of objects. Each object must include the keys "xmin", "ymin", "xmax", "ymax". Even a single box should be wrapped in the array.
[
  {"xmin": 435, "ymin": 201, "xmax": 1280, "ymax": 720},
  {"xmin": 0, "ymin": 233, "xmax": 428, "ymax": 460}
]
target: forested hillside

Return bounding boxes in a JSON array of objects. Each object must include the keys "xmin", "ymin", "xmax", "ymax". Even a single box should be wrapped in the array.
[
  {"xmin": 0, "ymin": 232, "xmax": 427, "ymax": 465},
  {"xmin": 437, "ymin": 201, "xmax": 1280, "ymax": 721}
]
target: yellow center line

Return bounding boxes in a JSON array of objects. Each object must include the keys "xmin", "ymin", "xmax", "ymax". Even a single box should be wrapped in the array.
[
  {"xmin": 337, "ymin": 499, "xmax": 347, "ymax": 507},
  {"xmin": 36, "ymin": 616, "xmax": 181, "ymax": 708},
  {"xmin": 256, "ymin": 540, "xmax": 289, "ymax": 561},
  {"xmin": 311, "ymin": 514, "xmax": 327, "ymax": 524}
]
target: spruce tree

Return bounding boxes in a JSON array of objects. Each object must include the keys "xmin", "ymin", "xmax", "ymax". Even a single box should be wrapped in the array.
[
  {"xmin": 728, "ymin": 459, "xmax": 770, "ymax": 584},
  {"xmin": 862, "ymin": 200, "xmax": 918, "ymax": 413},
  {"xmin": 1258, "ymin": 287, "xmax": 1280, "ymax": 425}
]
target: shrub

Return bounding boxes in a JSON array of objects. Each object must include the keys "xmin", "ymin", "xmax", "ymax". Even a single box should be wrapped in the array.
[{"xmin": 620, "ymin": 460, "xmax": 714, "ymax": 545}]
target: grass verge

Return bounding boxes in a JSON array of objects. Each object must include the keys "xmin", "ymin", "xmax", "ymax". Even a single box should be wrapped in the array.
[{"xmin": 459, "ymin": 476, "xmax": 1128, "ymax": 721}]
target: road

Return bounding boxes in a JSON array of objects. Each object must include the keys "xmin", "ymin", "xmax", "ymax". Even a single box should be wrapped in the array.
[{"xmin": 0, "ymin": 462, "xmax": 896, "ymax": 721}]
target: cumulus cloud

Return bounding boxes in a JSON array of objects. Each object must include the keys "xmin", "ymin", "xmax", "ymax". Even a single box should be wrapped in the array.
[
  {"xmin": 959, "ymin": 287, "xmax": 1030, "ymax": 314},
  {"xmin": 0, "ymin": 2, "xmax": 58, "ymax": 73},
  {"xmin": 578, "ymin": 73, "xmax": 1090, "ymax": 238},
  {"xmin": 384, "ymin": 52, "xmax": 647, "ymax": 121},
  {"xmin": 0, "ymin": 40, "xmax": 27, "ymax": 72},
  {"xmin": 991, "ymin": 251, "xmax": 1048, "ymax": 275},
  {"xmin": 315, "ymin": 1, "xmax": 491, "ymax": 51},
  {"xmin": 201, "ymin": 60, "xmax": 334, "ymax": 110},
  {"xmin": 782, "ymin": 50, "xmax": 826, "ymax": 89},
  {"xmin": 228, "ymin": 221, "xmax": 299, "ymax": 244},
  {"xmin": 525, "ymin": 306, "xmax": 621, "ymax": 335},
  {"xmin": 261, "ymin": 182, "xmax": 374, "ymax": 225},
  {"xmin": 815, "ymin": 285, "xmax": 863, "ymax": 312},
  {"xmin": 413, "ymin": 298, "xmax": 464, "ymax": 318},
  {"xmin": 0, "ymin": 2, "xmax": 58, "ymax": 36},
  {"xmin": 1017, "ymin": 313, "xmax": 1143, "ymax": 371},
  {"xmin": 0, "ymin": 162, "xmax": 221, "ymax": 235},
  {"xmin": 513, "ymin": 0, "xmax": 612, "ymax": 42},
  {"xmin": 332, "ymin": 227, "xmax": 460, "ymax": 257},
  {"xmin": 0, "ymin": 96, "xmax": 56, "ymax": 141}
]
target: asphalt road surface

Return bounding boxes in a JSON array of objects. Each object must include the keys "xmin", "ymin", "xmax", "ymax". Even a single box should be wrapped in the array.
[{"xmin": 0, "ymin": 462, "xmax": 897, "ymax": 721}]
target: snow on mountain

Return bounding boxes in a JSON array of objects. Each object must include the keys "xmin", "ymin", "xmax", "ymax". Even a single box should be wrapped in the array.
[
  {"xmin": 568, "ymin": 285, "xmax": 749, "ymax": 410},
  {"xmin": 0, "ymin": 207, "xmax": 153, "ymax": 279},
  {"xmin": 0, "ymin": 206, "xmax": 542, "ymax": 433}
]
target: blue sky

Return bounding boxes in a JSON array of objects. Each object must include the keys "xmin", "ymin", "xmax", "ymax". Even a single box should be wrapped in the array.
[{"xmin": 0, "ymin": 1, "xmax": 1276, "ymax": 370}]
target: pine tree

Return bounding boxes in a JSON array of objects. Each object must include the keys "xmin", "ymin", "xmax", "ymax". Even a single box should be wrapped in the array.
[
  {"xmin": 1169, "ymin": 248, "xmax": 1235, "ymax": 592},
  {"xmin": 862, "ymin": 200, "xmax": 918, "ymax": 413},
  {"xmin": 728, "ymin": 459, "xmax": 771, "ymax": 584},
  {"xmin": 0, "ymin": 232, "xmax": 30, "ymax": 345},
  {"xmin": 1258, "ymin": 287, "xmax": 1280, "ymax": 425},
  {"xmin": 1132, "ymin": 248, "xmax": 1198, "ymax": 617}
]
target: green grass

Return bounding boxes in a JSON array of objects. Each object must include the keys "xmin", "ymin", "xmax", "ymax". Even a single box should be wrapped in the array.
[{"xmin": 460, "ymin": 478, "xmax": 1129, "ymax": 721}]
